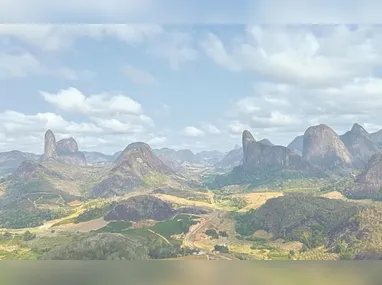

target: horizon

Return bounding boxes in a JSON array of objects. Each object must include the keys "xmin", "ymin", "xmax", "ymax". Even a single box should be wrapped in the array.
[{"xmin": 0, "ymin": 121, "xmax": 379, "ymax": 156}]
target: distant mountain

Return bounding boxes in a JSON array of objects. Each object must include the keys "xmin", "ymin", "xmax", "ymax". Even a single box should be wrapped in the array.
[
  {"xmin": 213, "ymin": 130, "xmax": 319, "ymax": 187},
  {"xmin": 216, "ymin": 147, "xmax": 242, "ymax": 170},
  {"xmin": 82, "ymin": 151, "xmax": 114, "ymax": 164},
  {"xmin": 39, "ymin": 130, "xmax": 87, "ymax": 166},
  {"xmin": 89, "ymin": 142, "xmax": 179, "ymax": 198},
  {"xmin": 302, "ymin": 124, "xmax": 354, "ymax": 170},
  {"xmin": 242, "ymin": 131, "xmax": 314, "ymax": 171},
  {"xmin": 154, "ymin": 148, "xmax": 194, "ymax": 170},
  {"xmin": 340, "ymin": 123, "xmax": 380, "ymax": 167},
  {"xmin": 369, "ymin": 129, "xmax": 382, "ymax": 148},
  {"xmin": 216, "ymin": 139, "xmax": 272, "ymax": 171},
  {"xmin": 345, "ymin": 153, "xmax": 382, "ymax": 200},
  {"xmin": 194, "ymin": 150, "xmax": 224, "ymax": 165},
  {"xmin": 0, "ymin": 150, "xmax": 40, "ymax": 176},
  {"xmin": 1, "ymin": 160, "xmax": 88, "ymax": 208},
  {"xmin": 154, "ymin": 148, "xmax": 223, "ymax": 169},
  {"xmin": 287, "ymin": 135, "xmax": 304, "ymax": 155}
]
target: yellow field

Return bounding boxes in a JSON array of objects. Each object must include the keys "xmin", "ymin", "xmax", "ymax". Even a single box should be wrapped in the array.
[
  {"xmin": 321, "ymin": 191, "xmax": 347, "ymax": 200},
  {"xmin": 237, "ymin": 192, "xmax": 284, "ymax": 212},
  {"xmin": 153, "ymin": 194, "xmax": 213, "ymax": 208},
  {"xmin": 54, "ymin": 218, "xmax": 108, "ymax": 232}
]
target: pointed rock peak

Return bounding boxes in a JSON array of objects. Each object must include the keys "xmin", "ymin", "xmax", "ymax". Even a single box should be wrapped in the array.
[
  {"xmin": 242, "ymin": 130, "xmax": 256, "ymax": 148},
  {"xmin": 42, "ymin": 129, "xmax": 57, "ymax": 161},
  {"xmin": 351, "ymin": 123, "xmax": 369, "ymax": 136}
]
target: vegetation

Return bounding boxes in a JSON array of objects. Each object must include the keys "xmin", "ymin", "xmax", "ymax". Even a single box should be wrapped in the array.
[
  {"xmin": 75, "ymin": 202, "xmax": 114, "ymax": 223},
  {"xmin": 0, "ymin": 207, "xmax": 73, "ymax": 229},
  {"xmin": 150, "ymin": 214, "xmax": 198, "ymax": 239},
  {"xmin": 42, "ymin": 233, "xmax": 147, "ymax": 260},
  {"xmin": 211, "ymin": 167, "xmax": 325, "ymax": 189},
  {"xmin": 214, "ymin": 244, "xmax": 229, "ymax": 253},
  {"xmin": 96, "ymin": 221, "xmax": 132, "ymax": 233},
  {"xmin": 22, "ymin": 231, "xmax": 36, "ymax": 241},
  {"xmin": 205, "ymin": 229, "xmax": 219, "ymax": 239},
  {"xmin": 234, "ymin": 194, "xmax": 363, "ymax": 249}
]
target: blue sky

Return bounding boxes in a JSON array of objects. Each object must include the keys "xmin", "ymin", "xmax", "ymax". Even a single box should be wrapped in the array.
[{"xmin": 2, "ymin": 2, "xmax": 382, "ymax": 154}]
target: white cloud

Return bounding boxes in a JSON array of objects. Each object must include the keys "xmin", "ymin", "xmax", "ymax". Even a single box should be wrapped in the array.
[
  {"xmin": 0, "ymin": 50, "xmax": 95, "ymax": 80},
  {"xmin": 202, "ymin": 123, "xmax": 221, "ymax": 134},
  {"xmin": 0, "ymin": 109, "xmax": 160, "ymax": 153},
  {"xmin": 202, "ymin": 25, "xmax": 382, "ymax": 87},
  {"xmin": 0, "ymin": 24, "xmax": 198, "ymax": 69},
  {"xmin": 0, "ymin": 51, "xmax": 43, "ymax": 78},
  {"xmin": 183, "ymin": 126, "xmax": 205, "ymax": 137},
  {"xmin": 123, "ymin": 64, "xmax": 157, "ymax": 85},
  {"xmin": 0, "ymin": 24, "xmax": 163, "ymax": 52},
  {"xmin": 146, "ymin": 31, "xmax": 198, "ymax": 69},
  {"xmin": 228, "ymin": 121, "xmax": 251, "ymax": 135},
  {"xmin": 40, "ymin": 88, "xmax": 142, "ymax": 116},
  {"xmin": 147, "ymin": 136, "xmax": 168, "ymax": 146},
  {"xmin": 227, "ymin": 76, "xmax": 382, "ymax": 145}
]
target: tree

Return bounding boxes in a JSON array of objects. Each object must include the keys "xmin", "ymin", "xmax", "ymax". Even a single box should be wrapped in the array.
[{"xmin": 23, "ymin": 231, "xmax": 36, "ymax": 241}]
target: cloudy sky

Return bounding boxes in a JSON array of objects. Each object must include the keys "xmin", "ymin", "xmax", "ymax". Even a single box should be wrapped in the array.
[{"xmin": 1, "ymin": 1, "xmax": 382, "ymax": 154}]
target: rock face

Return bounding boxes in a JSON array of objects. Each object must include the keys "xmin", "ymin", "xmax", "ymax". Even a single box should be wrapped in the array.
[
  {"xmin": 302, "ymin": 124, "xmax": 354, "ymax": 170},
  {"xmin": 346, "ymin": 153, "xmax": 382, "ymax": 199},
  {"xmin": 340, "ymin": 123, "xmax": 379, "ymax": 167},
  {"xmin": 258, "ymin": 139, "xmax": 274, "ymax": 146},
  {"xmin": 242, "ymin": 130, "xmax": 314, "ymax": 171},
  {"xmin": 287, "ymin": 135, "xmax": 304, "ymax": 155},
  {"xmin": 370, "ymin": 130, "xmax": 382, "ymax": 146},
  {"xmin": 242, "ymin": 130, "xmax": 256, "ymax": 164},
  {"xmin": 56, "ymin": 137, "xmax": 79, "ymax": 154},
  {"xmin": 90, "ymin": 142, "xmax": 174, "ymax": 198},
  {"xmin": 104, "ymin": 195, "xmax": 174, "ymax": 222},
  {"xmin": 56, "ymin": 138, "xmax": 87, "ymax": 166},
  {"xmin": 39, "ymin": 131, "xmax": 86, "ymax": 166},
  {"xmin": 82, "ymin": 151, "xmax": 114, "ymax": 164},
  {"xmin": 40, "ymin": 129, "xmax": 57, "ymax": 162}
]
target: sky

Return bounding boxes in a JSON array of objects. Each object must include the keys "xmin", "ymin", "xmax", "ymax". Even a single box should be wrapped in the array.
[{"xmin": 2, "ymin": 1, "xmax": 382, "ymax": 154}]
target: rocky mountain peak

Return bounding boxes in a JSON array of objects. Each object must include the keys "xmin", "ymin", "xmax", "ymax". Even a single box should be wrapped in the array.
[
  {"xmin": 115, "ymin": 142, "xmax": 172, "ymax": 174},
  {"xmin": 56, "ymin": 137, "xmax": 79, "ymax": 154},
  {"xmin": 346, "ymin": 153, "xmax": 382, "ymax": 199},
  {"xmin": 41, "ymin": 129, "xmax": 57, "ymax": 161},
  {"xmin": 242, "ymin": 130, "xmax": 256, "ymax": 164},
  {"xmin": 351, "ymin": 123, "xmax": 370, "ymax": 138},
  {"xmin": 302, "ymin": 124, "xmax": 354, "ymax": 169},
  {"xmin": 340, "ymin": 123, "xmax": 378, "ymax": 167}
]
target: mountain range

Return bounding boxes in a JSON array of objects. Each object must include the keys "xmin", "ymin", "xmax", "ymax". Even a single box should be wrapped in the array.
[{"xmin": 1, "ymin": 122, "xmax": 382, "ymax": 204}]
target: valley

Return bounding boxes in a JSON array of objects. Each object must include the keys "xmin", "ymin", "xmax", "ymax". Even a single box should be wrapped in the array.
[{"xmin": 2, "ymin": 123, "xmax": 382, "ymax": 260}]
